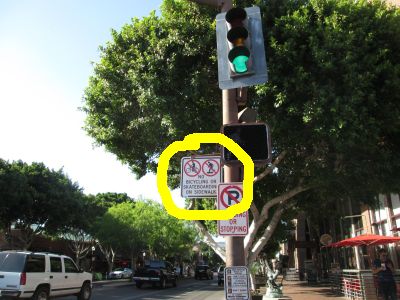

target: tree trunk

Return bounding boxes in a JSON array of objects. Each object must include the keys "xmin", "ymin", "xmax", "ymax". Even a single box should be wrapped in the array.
[
  {"xmin": 244, "ymin": 185, "xmax": 308, "ymax": 255},
  {"xmin": 131, "ymin": 252, "xmax": 137, "ymax": 271},
  {"xmin": 247, "ymin": 206, "xmax": 284, "ymax": 264},
  {"xmin": 189, "ymin": 186, "xmax": 308, "ymax": 266},
  {"xmin": 249, "ymin": 272, "xmax": 256, "ymax": 290},
  {"xmin": 296, "ymin": 212, "xmax": 307, "ymax": 280},
  {"xmin": 15, "ymin": 226, "xmax": 36, "ymax": 250},
  {"xmin": 193, "ymin": 220, "xmax": 226, "ymax": 262},
  {"xmin": 186, "ymin": 153, "xmax": 309, "ymax": 269}
]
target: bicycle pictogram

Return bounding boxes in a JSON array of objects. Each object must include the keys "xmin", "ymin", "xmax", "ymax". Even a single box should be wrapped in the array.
[{"xmin": 183, "ymin": 159, "xmax": 201, "ymax": 177}]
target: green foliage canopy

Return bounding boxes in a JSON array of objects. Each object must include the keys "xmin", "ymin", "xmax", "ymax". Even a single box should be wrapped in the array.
[
  {"xmin": 83, "ymin": 0, "xmax": 400, "ymax": 208},
  {"xmin": 94, "ymin": 200, "xmax": 195, "ymax": 258},
  {"xmin": 0, "ymin": 159, "xmax": 85, "ymax": 243}
]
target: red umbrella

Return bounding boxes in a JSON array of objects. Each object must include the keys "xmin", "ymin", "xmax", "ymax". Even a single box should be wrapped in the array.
[{"xmin": 328, "ymin": 234, "xmax": 400, "ymax": 247}]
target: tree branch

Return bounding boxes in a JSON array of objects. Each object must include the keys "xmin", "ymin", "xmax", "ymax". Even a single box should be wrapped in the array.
[
  {"xmin": 254, "ymin": 151, "xmax": 287, "ymax": 183},
  {"xmin": 249, "ymin": 202, "xmax": 259, "ymax": 222},
  {"xmin": 97, "ymin": 241, "xmax": 115, "ymax": 273},
  {"xmin": 188, "ymin": 200, "xmax": 226, "ymax": 261},
  {"xmin": 248, "ymin": 150, "xmax": 287, "ymax": 228},
  {"xmin": 187, "ymin": 199, "xmax": 195, "ymax": 210},
  {"xmin": 244, "ymin": 184, "xmax": 309, "ymax": 253},
  {"xmin": 247, "ymin": 205, "xmax": 285, "ymax": 263},
  {"xmin": 192, "ymin": 220, "xmax": 226, "ymax": 262}
]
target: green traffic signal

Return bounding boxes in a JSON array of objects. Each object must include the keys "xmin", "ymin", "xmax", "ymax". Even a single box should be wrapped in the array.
[
  {"xmin": 232, "ymin": 56, "xmax": 249, "ymax": 73},
  {"xmin": 228, "ymin": 45, "xmax": 250, "ymax": 74},
  {"xmin": 216, "ymin": 6, "xmax": 268, "ymax": 89},
  {"xmin": 225, "ymin": 7, "xmax": 251, "ymax": 76}
]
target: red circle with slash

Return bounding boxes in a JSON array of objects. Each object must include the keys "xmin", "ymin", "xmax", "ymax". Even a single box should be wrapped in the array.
[{"xmin": 219, "ymin": 185, "xmax": 243, "ymax": 208}]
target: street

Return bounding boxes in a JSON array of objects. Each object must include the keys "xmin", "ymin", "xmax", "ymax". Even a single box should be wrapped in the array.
[{"xmin": 63, "ymin": 278, "xmax": 224, "ymax": 300}]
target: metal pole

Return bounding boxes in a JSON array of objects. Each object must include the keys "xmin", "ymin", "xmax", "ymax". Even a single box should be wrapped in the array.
[
  {"xmin": 347, "ymin": 200, "xmax": 362, "ymax": 269},
  {"xmin": 190, "ymin": 0, "xmax": 243, "ymax": 268},
  {"xmin": 339, "ymin": 217, "xmax": 348, "ymax": 269},
  {"xmin": 223, "ymin": 89, "xmax": 246, "ymax": 267}
]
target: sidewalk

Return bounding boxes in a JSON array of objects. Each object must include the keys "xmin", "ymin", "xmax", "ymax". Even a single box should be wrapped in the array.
[{"xmin": 259, "ymin": 280, "xmax": 347, "ymax": 300}]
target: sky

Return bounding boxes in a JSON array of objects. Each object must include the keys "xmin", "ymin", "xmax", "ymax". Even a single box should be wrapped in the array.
[{"xmin": 0, "ymin": 0, "xmax": 184, "ymax": 207}]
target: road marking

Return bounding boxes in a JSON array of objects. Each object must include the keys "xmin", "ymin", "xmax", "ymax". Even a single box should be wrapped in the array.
[{"xmin": 117, "ymin": 281, "xmax": 216, "ymax": 300}]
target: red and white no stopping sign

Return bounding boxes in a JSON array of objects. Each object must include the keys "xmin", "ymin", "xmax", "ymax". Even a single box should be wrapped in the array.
[{"xmin": 218, "ymin": 183, "xmax": 248, "ymax": 236}]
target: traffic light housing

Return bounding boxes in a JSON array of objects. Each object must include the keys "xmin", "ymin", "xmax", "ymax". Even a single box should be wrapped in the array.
[
  {"xmin": 226, "ymin": 8, "xmax": 251, "ymax": 74},
  {"xmin": 216, "ymin": 6, "xmax": 267, "ymax": 90},
  {"xmin": 222, "ymin": 123, "xmax": 271, "ymax": 165}
]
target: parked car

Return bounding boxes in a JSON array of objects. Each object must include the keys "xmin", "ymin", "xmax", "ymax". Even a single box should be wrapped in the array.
[
  {"xmin": 133, "ymin": 260, "xmax": 177, "ymax": 289},
  {"xmin": 194, "ymin": 265, "xmax": 213, "ymax": 280},
  {"xmin": 108, "ymin": 267, "xmax": 133, "ymax": 279},
  {"xmin": 217, "ymin": 265, "xmax": 225, "ymax": 286},
  {"xmin": 0, "ymin": 250, "xmax": 92, "ymax": 300}
]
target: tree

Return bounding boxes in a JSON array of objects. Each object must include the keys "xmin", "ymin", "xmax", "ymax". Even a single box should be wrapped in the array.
[
  {"xmin": 93, "ymin": 199, "xmax": 195, "ymax": 271},
  {"xmin": 86, "ymin": 193, "xmax": 135, "ymax": 272},
  {"xmin": 60, "ymin": 194, "xmax": 105, "ymax": 268},
  {"xmin": 93, "ymin": 192, "xmax": 134, "ymax": 210},
  {"xmin": 148, "ymin": 201, "xmax": 196, "ymax": 259},
  {"xmin": 83, "ymin": 0, "xmax": 400, "ymax": 266},
  {"xmin": 0, "ymin": 160, "xmax": 85, "ymax": 249},
  {"xmin": 63, "ymin": 228, "xmax": 93, "ymax": 268},
  {"xmin": 0, "ymin": 159, "xmax": 31, "ymax": 232},
  {"xmin": 105, "ymin": 202, "xmax": 141, "ymax": 269}
]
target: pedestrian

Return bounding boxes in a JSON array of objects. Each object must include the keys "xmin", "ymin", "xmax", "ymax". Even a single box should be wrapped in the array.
[
  {"xmin": 372, "ymin": 248, "xmax": 397, "ymax": 300},
  {"xmin": 185, "ymin": 265, "xmax": 190, "ymax": 278}
]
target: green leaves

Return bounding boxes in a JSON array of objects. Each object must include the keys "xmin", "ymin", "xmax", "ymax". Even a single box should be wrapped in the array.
[
  {"xmin": 94, "ymin": 200, "xmax": 195, "ymax": 258},
  {"xmin": 0, "ymin": 159, "xmax": 85, "ymax": 238},
  {"xmin": 83, "ymin": 0, "xmax": 400, "ymax": 227},
  {"xmin": 257, "ymin": 0, "xmax": 400, "ymax": 198},
  {"xmin": 83, "ymin": 0, "xmax": 219, "ymax": 180}
]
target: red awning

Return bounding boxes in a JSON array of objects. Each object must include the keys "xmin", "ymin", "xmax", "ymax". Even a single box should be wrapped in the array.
[{"xmin": 327, "ymin": 234, "xmax": 400, "ymax": 247}]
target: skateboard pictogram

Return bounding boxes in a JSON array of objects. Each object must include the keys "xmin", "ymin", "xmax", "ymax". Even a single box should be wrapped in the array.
[{"xmin": 202, "ymin": 159, "xmax": 220, "ymax": 177}]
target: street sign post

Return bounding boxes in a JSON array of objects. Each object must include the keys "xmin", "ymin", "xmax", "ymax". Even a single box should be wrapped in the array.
[
  {"xmin": 224, "ymin": 266, "xmax": 250, "ymax": 300},
  {"xmin": 180, "ymin": 156, "xmax": 222, "ymax": 198},
  {"xmin": 218, "ymin": 183, "xmax": 249, "ymax": 236}
]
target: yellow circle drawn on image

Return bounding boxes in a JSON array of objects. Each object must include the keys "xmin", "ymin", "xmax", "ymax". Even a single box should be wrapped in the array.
[{"xmin": 157, "ymin": 133, "xmax": 254, "ymax": 220}]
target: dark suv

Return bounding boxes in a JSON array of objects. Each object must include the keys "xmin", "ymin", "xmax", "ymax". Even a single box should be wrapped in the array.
[
  {"xmin": 133, "ymin": 260, "xmax": 177, "ymax": 289},
  {"xmin": 194, "ymin": 265, "xmax": 213, "ymax": 280}
]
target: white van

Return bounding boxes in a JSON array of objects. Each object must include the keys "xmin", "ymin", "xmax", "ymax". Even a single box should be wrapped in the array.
[{"xmin": 0, "ymin": 251, "xmax": 92, "ymax": 300}]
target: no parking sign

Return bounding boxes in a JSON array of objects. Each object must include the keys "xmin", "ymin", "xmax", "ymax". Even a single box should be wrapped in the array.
[{"xmin": 218, "ymin": 183, "xmax": 249, "ymax": 236}]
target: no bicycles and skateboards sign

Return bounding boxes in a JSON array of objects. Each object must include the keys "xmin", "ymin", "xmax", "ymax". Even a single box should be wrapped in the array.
[{"xmin": 180, "ymin": 156, "xmax": 222, "ymax": 198}]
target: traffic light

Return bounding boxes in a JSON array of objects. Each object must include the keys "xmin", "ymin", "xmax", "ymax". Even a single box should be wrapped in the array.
[
  {"xmin": 216, "ymin": 6, "xmax": 267, "ymax": 90},
  {"xmin": 222, "ymin": 123, "xmax": 271, "ymax": 165},
  {"xmin": 226, "ymin": 7, "xmax": 251, "ymax": 75}
]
